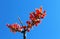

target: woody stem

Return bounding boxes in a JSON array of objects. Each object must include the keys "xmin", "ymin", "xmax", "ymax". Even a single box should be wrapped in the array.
[{"xmin": 22, "ymin": 29, "xmax": 26, "ymax": 39}]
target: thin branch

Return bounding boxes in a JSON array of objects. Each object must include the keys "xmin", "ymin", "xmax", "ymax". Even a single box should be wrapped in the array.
[{"xmin": 18, "ymin": 16, "xmax": 23, "ymax": 26}]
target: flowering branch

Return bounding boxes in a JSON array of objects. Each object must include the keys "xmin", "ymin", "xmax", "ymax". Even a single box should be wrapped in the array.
[{"xmin": 6, "ymin": 6, "xmax": 46, "ymax": 39}]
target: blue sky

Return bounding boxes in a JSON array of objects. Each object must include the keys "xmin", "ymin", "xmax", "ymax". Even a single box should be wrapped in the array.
[{"xmin": 0, "ymin": 0, "xmax": 60, "ymax": 39}]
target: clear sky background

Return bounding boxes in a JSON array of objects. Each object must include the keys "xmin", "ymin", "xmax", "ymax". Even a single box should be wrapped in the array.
[{"xmin": 0, "ymin": 0, "xmax": 60, "ymax": 39}]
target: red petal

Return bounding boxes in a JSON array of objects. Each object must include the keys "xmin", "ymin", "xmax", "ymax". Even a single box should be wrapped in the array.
[
  {"xmin": 22, "ymin": 26, "xmax": 26, "ymax": 29},
  {"xmin": 36, "ymin": 9, "xmax": 40, "ymax": 14},
  {"xmin": 41, "ymin": 15, "xmax": 44, "ymax": 19},
  {"xmin": 27, "ymin": 28, "xmax": 30, "ymax": 32}
]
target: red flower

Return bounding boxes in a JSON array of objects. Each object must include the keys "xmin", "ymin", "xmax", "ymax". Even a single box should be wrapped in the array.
[
  {"xmin": 27, "ymin": 28, "xmax": 30, "ymax": 32},
  {"xmin": 22, "ymin": 26, "xmax": 26, "ymax": 29},
  {"xmin": 26, "ymin": 20, "xmax": 32, "ymax": 28},
  {"xmin": 40, "ymin": 10, "xmax": 46, "ymax": 19},
  {"xmin": 34, "ymin": 19, "xmax": 40, "ymax": 26},
  {"xmin": 6, "ymin": 23, "xmax": 23, "ymax": 33},
  {"xmin": 40, "ymin": 15, "xmax": 43, "ymax": 19},
  {"xmin": 36, "ymin": 9, "xmax": 40, "ymax": 14},
  {"xmin": 18, "ymin": 26, "xmax": 23, "ymax": 32},
  {"xmin": 43, "ymin": 10, "xmax": 46, "ymax": 16},
  {"xmin": 26, "ymin": 20, "xmax": 31, "ymax": 24},
  {"xmin": 6, "ymin": 24, "xmax": 12, "ymax": 28},
  {"xmin": 29, "ymin": 13, "xmax": 34, "ymax": 19},
  {"xmin": 39, "ymin": 6, "xmax": 42, "ymax": 13},
  {"xmin": 29, "ymin": 12, "xmax": 37, "ymax": 21}
]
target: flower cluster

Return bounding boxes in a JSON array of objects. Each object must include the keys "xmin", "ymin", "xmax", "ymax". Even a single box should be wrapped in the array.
[{"xmin": 6, "ymin": 6, "xmax": 46, "ymax": 33}]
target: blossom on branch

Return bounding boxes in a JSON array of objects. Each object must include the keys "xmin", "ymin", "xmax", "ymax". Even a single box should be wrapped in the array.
[{"xmin": 6, "ymin": 6, "xmax": 46, "ymax": 33}]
